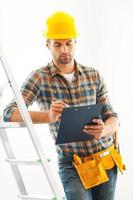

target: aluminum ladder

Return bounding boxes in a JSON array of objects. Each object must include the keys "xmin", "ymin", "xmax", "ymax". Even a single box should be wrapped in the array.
[{"xmin": 0, "ymin": 44, "xmax": 64, "ymax": 200}]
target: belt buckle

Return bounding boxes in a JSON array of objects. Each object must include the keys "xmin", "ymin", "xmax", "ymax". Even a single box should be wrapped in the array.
[{"xmin": 100, "ymin": 150, "xmax": 109, "ymax": 158}]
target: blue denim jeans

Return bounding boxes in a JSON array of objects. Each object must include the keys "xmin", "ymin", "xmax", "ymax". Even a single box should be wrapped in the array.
[{"xmin": 58, "ymin": 157, "xmax": 118, "ymax": 200}]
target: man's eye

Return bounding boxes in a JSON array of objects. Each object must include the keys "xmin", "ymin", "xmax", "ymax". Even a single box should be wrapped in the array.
[
  {"xmin": 54, "ymin": 44, "xmax": 60, "ymax": 47},
  {"xmin": 67, "ymin": 42, "xmax": 72, "ymax": 46}
]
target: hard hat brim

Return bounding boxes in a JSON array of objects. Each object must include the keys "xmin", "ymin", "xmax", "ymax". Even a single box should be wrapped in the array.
[{"xmin": 43, "ymin": 31, "xmax": 79, "ymax": 39}]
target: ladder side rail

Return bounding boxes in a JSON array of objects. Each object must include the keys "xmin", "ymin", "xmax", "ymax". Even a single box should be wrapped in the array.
[
  {"xmin": 0, "ymin": 45, "xmax": 62, "ymax": 200},
  {"xmin": 0, "ymin": 128, "xmax": 27, "ymax": 195},
  {"xmin": 0, "ymin": 72, "xmax": 28, "ymax": 196}
]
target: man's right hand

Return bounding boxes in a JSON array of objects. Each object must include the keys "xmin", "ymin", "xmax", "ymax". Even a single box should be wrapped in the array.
[{"xmin": 48, "ymin": 100, "xmax": 69, "ymax": 123}]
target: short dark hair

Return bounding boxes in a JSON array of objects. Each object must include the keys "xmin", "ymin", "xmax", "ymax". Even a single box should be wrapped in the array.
[{"xmin": 46, "ymin": 39, "xmax": 50, "ymax": 43}]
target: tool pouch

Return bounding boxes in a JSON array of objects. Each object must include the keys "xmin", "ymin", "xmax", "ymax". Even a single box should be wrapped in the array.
[
  {"xmin": 73, "ymin": 154, "xmax": 109, "ymax": 189},
  {"xmin": 110, "ymin": 149, "xmax": 126, "ymax": 173}
]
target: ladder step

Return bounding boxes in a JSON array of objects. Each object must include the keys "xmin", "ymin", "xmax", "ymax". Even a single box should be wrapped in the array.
[
  {"xmin": 6, "ymin": 158, "xmax": 42, "ymax": 165},
  {"xmin": 6, "ymin": 158, "xmax": 51, "ymax": 165},
  {"xmin": 18, "ymin": 194, "xmax": 56, "ymax": 200},
  {"xmin": 0, "ymin": 122, "xmax": 26, "ymax": 129}
]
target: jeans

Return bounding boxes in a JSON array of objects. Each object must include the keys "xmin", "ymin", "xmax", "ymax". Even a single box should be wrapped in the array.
[{"xmin": 58, "ymin": 160, "xmax": 118, "ymax": 200}]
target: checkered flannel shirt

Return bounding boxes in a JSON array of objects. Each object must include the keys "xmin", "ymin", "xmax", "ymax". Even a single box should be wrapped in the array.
[{"xmin": 3, "ymin": 61, "xmax": 118, "ymax": 156}]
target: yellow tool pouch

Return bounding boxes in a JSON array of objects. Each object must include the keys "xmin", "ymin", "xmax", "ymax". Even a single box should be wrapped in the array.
[
  {"xmin": 73, "ymin": 155, "xmax": 109, "ymax": 189},
  {"xmin": 73, "ymin": 145, "xmax": 126, "ymax": 189},
  {"xmin": 110, "ymin": 148, "xmax": 126, "ymax": 173}
]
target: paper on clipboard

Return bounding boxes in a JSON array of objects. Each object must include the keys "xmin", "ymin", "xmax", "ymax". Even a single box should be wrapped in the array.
[{"xmin": 55, "ymin": 104, "xmax": 103, "ymax": 145}]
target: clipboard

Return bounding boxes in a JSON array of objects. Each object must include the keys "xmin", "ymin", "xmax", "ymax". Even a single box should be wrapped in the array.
[{"xmin": 55, "ymin": 104, "xmax": 103, "ymax": 145}]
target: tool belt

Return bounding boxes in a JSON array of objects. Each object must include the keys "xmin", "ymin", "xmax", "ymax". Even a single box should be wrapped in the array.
[{"xmin": 73, "ymin": 145, "xmax": 126, "ymax": 189}]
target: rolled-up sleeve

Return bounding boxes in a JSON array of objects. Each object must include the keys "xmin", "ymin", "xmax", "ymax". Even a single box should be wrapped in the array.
[
  {"xmin": 96, "ymin": 71, "xmax": 118, "ymax": 121},
  {"xmin": 3, "ymin": 99, "xmax": 18, "ymax": 122},
  {"xmin": 3, "ymin": 71, "xmax": 41, "ymax": 122}
]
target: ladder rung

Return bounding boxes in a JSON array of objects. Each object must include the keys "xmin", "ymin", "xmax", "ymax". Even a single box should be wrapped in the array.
[
  {"xmin": 18, "ymin": 194, "xmax": 56, "ymax": 200},
  {"xmin": 6, "ymin": 158, "xmax": 42, "ymax": 165},
  {"xmin": 0, "ymin": 122, "xmax": 26, "ymax": 129}
]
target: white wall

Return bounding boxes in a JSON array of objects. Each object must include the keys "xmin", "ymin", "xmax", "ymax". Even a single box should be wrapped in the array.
[{"xmin": 0, "ymin": 0, "xmax": 133, "ymax": 199}]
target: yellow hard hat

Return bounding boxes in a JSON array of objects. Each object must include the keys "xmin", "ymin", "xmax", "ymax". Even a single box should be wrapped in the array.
[{"xmin": 43, "ymin": 11, "xmax": 79, "ymax": 39}]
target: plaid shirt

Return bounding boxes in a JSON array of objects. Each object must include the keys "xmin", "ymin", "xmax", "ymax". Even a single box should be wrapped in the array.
[{"xmin": 3, "ymin": 61, "xmax": 118, "ymax": 157}]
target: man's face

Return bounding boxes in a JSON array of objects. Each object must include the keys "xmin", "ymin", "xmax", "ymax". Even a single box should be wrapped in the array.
[{"xmin": 46, "ymin": 39, "xmax": 76, "ymax": 65}]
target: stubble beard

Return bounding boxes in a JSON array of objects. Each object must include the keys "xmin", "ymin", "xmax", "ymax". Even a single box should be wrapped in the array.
[{"xmin": 57, "ymin": 55, "xmax": 73, "ymax": 65}]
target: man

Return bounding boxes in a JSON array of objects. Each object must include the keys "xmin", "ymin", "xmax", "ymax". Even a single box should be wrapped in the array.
[{"xmin": 3, "ymin": 11, "xmax": 121, "ymax": 200}]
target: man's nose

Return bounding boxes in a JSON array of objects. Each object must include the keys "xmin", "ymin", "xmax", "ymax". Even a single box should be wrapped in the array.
[{"xmin": 61, "ymin": 45, "xmax": 68, "ymax": 53}]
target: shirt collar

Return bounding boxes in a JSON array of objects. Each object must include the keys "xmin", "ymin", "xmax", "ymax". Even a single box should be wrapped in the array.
[{"xmin": 48, "ymin": 60, "xmax": 83, "ymax": 77}]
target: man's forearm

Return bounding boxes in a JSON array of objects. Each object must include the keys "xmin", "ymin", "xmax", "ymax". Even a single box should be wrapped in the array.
[{"xmin": 10, "ymin": 109, "xmax": 50, "ymax": 123}]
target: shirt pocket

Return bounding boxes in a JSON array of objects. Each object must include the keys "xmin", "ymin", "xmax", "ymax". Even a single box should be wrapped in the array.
[
  {"xmin": 44, "ymin": 85, "xmax": 69, "ymax": 103},
  {"xmin": 80, "ymin": 85, "xmax": 97, "ymax": 104}
]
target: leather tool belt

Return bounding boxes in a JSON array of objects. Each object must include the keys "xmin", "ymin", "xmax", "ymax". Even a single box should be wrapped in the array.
[{"xmin": 73, "ymin": 145, "xmax": 126, "ymax": 189}]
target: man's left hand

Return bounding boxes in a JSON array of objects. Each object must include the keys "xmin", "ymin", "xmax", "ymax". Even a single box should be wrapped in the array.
[{"xmin": 83, "ymin": 119, "xmax": 105, "ymax": 140}]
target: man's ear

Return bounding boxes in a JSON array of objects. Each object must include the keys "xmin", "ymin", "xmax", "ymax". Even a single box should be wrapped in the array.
[
  {"xmin": 46, "ymin": 39, "xmax": 50, "ymax": 49},
  {"xmin": 46, "ymin": 42, "xmax": 49, "ymax": 48}
]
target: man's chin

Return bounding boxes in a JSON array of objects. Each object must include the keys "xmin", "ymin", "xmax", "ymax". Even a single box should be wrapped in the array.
[{"xmin": 59, "ymin": 58, "xmax": 72, "ymax": 65}]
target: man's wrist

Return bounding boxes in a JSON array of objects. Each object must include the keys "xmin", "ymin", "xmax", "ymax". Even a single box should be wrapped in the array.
[
  {"xmin": 102, "ymin": 123, "xmax": 113, "ymax": 137},
  {"xmin": 47, "ymin": 111, "xmax": 52, "ymax": 123}
]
